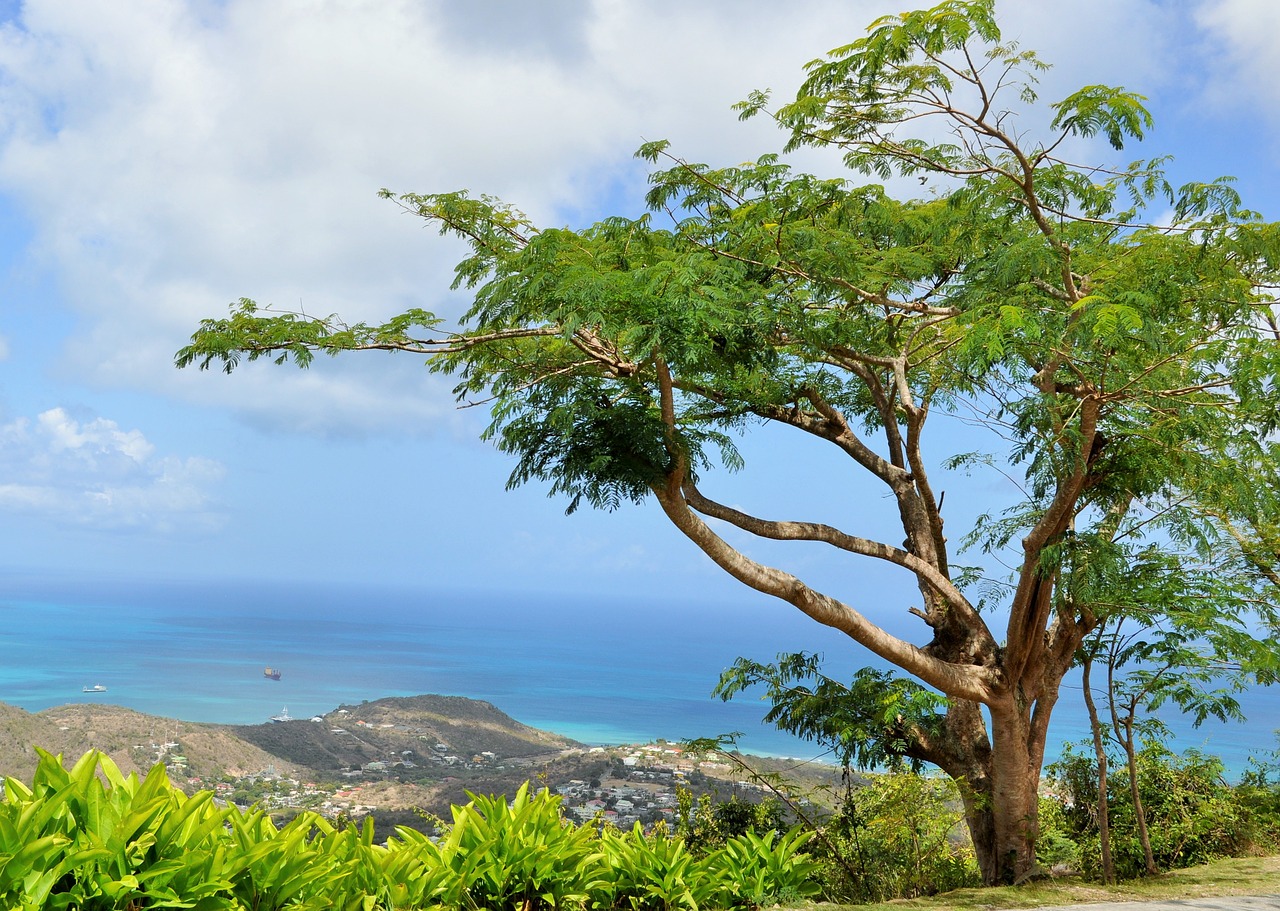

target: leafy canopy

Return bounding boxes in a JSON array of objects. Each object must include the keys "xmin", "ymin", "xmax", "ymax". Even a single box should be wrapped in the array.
[{"xmin": 178, "ymin": 0, "xmax": 1280, "ymax": 792}]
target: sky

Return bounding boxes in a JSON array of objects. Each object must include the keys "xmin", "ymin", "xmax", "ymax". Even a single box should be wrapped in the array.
[{"xmin": 0, "ymin": 0, "xmax": 1278, "ymax": 616}]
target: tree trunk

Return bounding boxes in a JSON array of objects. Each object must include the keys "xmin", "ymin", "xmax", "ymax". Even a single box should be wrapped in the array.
[
  {"xmin": 986, "ymin": 705, "xmax": 1041, "ymax": 884},
  {"xmin": 956, "ymin": 781, "xmax": 997, "ymax": 882},
  {"xmin": 932, "ymin": 698, "xmax": 997, "ymax": 881},
  {"xmin": 1081, "ymin": 655, "xmax": 1115, "ymax": 883},
  {"xmin": 940, "ymin": 699, "xmax": 1041, "ymax": 885},
  {"xmin": 1120, "ymin": 717, "xmax": 1159, "ymax": 875}
]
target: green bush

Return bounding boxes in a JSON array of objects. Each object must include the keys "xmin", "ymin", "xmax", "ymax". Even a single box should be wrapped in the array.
[
  {"xmin": 672, "ymin": 789, "xmax": 785, "ymax": 857},
  {"xmin": 0, "ymin": 750, "xmax": 821, "ymax": 910},
  {"xmin": 599, "ymin": 823, "xmax": 714, "ymax": 911},
  {"xmin": 707, "ymin": 828, "xmax": 822, "ymax": 908},
  {"xmin": 1035, "ymin": 796, "xmax": 1082, "ymax": 871},
  {"xmin": 813, "ymin": 772, "xmax": 980, "ymax": 903},
  {"xmin": 1236, "ymin": 777, "xmax": 1280, "ymax": 850},
  {"xmin": 1238, "ymin": 736, "xmax": 1280, "ymax": 850},
  {"xmin": 1048, "ymin": 743, "xmax": 1269, "ymax": 880},
  {"xmin": 0, "ymin": 747, "xmax": 237, "ymax": 910},
  {"xmin": 427, "ymin": 784, "xmax": 604, "ymax": 911}
]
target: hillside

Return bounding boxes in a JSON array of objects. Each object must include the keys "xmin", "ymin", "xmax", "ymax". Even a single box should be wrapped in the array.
[
  {"xmin": 230, "ymin": 694, "xmax": 575, "ymax": 775},
  {"xmin": 0, "ymin": 694, "xmax": 577, "ymax": 792},
  {"xmin": 0, "ymin": 694, "xmax": 824, "ymax": 838},
  {"xmin": 0, "ymin": 703, "xmax": 301, "ymax": 784}
]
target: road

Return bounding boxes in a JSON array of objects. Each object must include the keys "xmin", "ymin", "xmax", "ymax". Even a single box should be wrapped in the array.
[{"xmin": 1026, "ymin": 897, "xmax": 1280, "ymax": 911}]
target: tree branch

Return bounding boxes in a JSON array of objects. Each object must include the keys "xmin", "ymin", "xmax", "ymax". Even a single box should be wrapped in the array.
[
  {"xmin": 681, "ymin": 481, "xmax": 985, "ymax": 630},
  {"xmin": 649, "ymin": 480, "xmax": 997, "ymax": 704}
]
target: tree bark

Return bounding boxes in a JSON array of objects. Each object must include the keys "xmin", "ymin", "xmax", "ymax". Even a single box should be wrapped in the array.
[
  {"xmin": 1081, "ymin": 654, "xmax": 1115, "ymax": 883},
  {"xmin": 1120, "ymin": 716, "xmax": 1159, "ymax": 876},
  {"xmin": 986, "ymin": 702, "xmax": 1041, "ymax": 884},
  {"xmin": 922, "ymin": 695, "xmax": 1043, "ymax": 885}
]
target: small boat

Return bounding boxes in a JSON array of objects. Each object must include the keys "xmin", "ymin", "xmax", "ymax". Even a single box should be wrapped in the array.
[
  {"xmin": 264, "ymin": 667, "xmax": 282, "ymax": 680},
  {"xmin": 270, "ymin": 706, "xmax": 292, "ymax": 723},
  {"xmin": 82, "ymin": 684, "xmax": 107, "ymax": 694}
]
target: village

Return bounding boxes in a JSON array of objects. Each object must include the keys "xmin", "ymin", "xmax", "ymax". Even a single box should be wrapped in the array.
[{"xmin": 158, "ymin": 734, "xmax": 773, "ymax": 832}]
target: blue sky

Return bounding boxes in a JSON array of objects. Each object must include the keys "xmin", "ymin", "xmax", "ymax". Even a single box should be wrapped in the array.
[{"xmin": 0, "ymin": 0, "xmax": 1277, "ymax": 616}]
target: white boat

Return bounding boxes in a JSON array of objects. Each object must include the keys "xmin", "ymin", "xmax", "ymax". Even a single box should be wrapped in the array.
[
  {"xmin": 82, "ymin": 684, "xmax": 107, "ymax": 694},
  {"xmin": 270, "ymin": 706, "xmax": 292, "ymax": 723}
]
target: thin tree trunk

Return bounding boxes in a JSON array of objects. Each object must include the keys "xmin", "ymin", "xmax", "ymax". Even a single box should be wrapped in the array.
[
  {"xmin": 1119, "ymin": 717, "xmax": 1159, "ymax": 875},
  {"xmin": 1106, "ymin": 649, "xmax": 1159, "ymax": 876},
  {"xmin": 1081, "ymin": 654, "xmax": 1115, "ymax": 883}
]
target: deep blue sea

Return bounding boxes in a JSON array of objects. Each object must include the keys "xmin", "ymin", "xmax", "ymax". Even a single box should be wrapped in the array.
[{"xmin": 0, "ymin": 574, "xmax": 1275, "ymax": 778}]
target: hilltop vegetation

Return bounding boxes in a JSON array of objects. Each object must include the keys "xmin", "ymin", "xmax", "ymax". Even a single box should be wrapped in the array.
[
  {"xmin": 0, "ymin": 694, "xmax": 572, "ymax": 799},
  {"xmin": 0, "ymin": 694, "xmax": 802, "ymax": 822},
  {"xmin": 0, "ymin": 702, "xmax": 301, "ymax": 783},
  {"xmin": 232, "ymin": 693, "xmax": 572, "ymax": 773}
]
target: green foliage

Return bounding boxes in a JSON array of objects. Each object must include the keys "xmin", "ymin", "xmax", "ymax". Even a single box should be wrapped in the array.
[
  {"xmin": 623, "ymin": 793, "xmax": 816, "ymax": 910},
  {"xmin": 816, "ymin": 772, "xmax": 980, "ymax": 902},
  {"xmin": 432, "ymin": 784, "xmax": 603, "ymax": 911},
  {"xmin": 0, "ymin": 748, "xmax": 236, "ymax": 911},
  {"xmin": 671, "ymin": 788, "xmax": 785, "ymax": 857},
  {"xmin": 1048, "ymin": 744, "xmax": 1269, "ymax": 880},
  {"xmin": 1035, "ymin": 796, "xmax": 1082, "ymax": 871},
  {"xmin": 707, "ymin": 828, "xmax": 822, "ymax": 908},
  {"xmin": 1049, "ymin": 85, "xmax": 1153, "ymax": 150},
  {"xmin": 224, "ymin": 808, "xmax": 351, "ymax": 910},
  {"xmin": 599, "ymin": 824, "xmax": 713, "ymax": 911},
  {"xmin": 1237, "ymin": 738, "xmax": 1280, "ymax": 849},
  {"xmin": 0, "ymin": 751, "xmax": 822, "ymax": 910},
  {"xmin": 715, "ymin": 652, "xmax": 946, "ymax": 771},
  {"xmin": 176, "ymin": 0, "xmax": 1280, "ymax": 885}
]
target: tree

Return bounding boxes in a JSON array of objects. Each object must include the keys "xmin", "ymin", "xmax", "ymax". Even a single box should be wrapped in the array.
[
  {"xmin": 177, "ymin": 0, "xmax": 1280, "ymax": 885},
  {"xmin": 1075, "ymin": 547, "xmax": 1279, "ymax": 878}
]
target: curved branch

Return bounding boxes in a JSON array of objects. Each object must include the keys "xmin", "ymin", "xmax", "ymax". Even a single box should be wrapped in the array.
[
  {"xmin": 649, "ymin": 482, "xmax": 996, "ymax": 704},
  {"xmin": 1005, "ymin": 395, "xmax": 1102, "ymax": 684},
  {"xmin": 681, "ymin": 482, "xmax": 987, "ymax": 634}
]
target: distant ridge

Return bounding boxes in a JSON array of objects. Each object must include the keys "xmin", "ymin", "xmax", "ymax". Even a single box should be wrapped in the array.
[
  {"xmin": 0, "ymin": 694, "xmax": 578, "ymax": 788},
  {"xmin": 0, "ymin": 703, "xmax": 299, "ymax": 783},
  {"xmin": 231, "ymin": 694, "xmax": 576, "ymax": 773}
]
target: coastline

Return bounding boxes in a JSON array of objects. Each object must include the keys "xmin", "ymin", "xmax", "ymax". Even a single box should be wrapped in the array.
[{"xmin": 1, "ymin": 575, "xmax": 1275, "ymax": 778}]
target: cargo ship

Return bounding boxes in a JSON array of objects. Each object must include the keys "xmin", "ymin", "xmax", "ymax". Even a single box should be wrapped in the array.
[{"xmin": 264, "ymin": 667, "xmax": 282, "ymax": 680}]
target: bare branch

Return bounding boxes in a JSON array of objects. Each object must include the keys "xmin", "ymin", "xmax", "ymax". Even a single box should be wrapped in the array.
[{"xmin": 649, "ymin": 482, "xmax": 997, "ymax": 703}]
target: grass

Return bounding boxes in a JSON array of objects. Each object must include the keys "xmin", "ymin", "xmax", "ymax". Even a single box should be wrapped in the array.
[{"xmin": 804, "ymin": 854, "xmax": 1280, "ymax": 910}]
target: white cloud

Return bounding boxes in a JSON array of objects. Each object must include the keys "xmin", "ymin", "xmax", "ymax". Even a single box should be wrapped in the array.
[
  {"xmin": 0, "ymin": 0, "xmax": 1243, "ymax": 437},
  {"xmin": 0, "ymin": 406, "xmax": 225, "ymax": 530},
  {"xmin": 1195, "ymin": 0, "xmax": 1280, "ymax": 119}
]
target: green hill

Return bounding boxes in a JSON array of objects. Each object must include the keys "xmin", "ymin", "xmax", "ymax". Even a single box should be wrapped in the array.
[{"xmin": 0, "ymin": 694, "xmax": 578, "ymax": 793}]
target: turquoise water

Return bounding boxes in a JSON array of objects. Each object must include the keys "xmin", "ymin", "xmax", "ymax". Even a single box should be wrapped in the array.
[{"xmin": 0, "ymin": 574, "xmax": 1275, "ymax": 777}]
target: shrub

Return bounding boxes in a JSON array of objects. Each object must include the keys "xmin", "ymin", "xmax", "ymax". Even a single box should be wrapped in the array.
[
  {"xmin": 0, "ymin": 748, "xmax": 236, "ymax": 910},
  {"xmin": 599, "ymin": 823, "xmax": 714, "ymax": 911},
  {"xmin": 0, "ymin": 750, "xmax": 823, "ymax": 910},
  {"xmin": 1048, "ymin": 743, "xmax": 1267, "ymax": 880},
  {"xmin": 813, "ymin": 771, "xmax": 980, "ymax": 902},
  {"xmin": 707, "ymin": 828, "xmax": 822, "ymax": 908},
  {"xmin": 1035, "ymin": 795, "xmax": 1082, "ymax": 871}
]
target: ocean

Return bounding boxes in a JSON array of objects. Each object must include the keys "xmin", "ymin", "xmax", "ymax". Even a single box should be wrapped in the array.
[{"xmin": 1, "ymin": 574, "xmax": 1275, "ymax": 778}]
